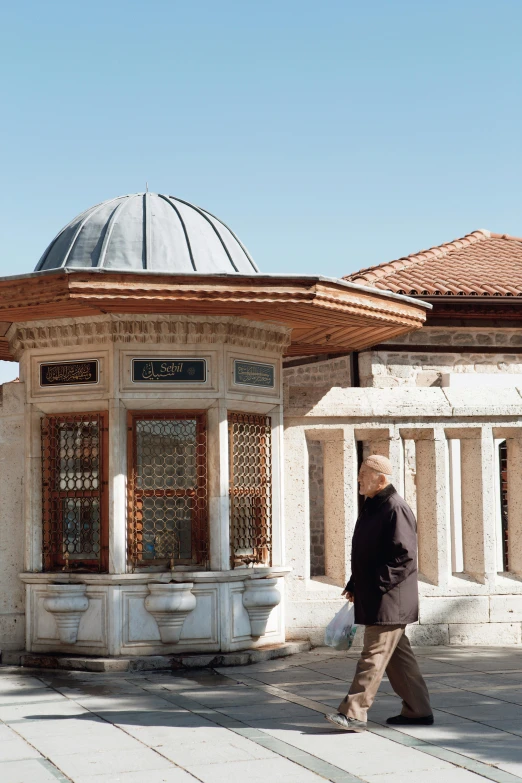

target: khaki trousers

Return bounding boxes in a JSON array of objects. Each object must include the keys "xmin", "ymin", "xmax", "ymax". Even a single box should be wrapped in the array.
[{"xmin": 338, "ymin": 625, "xmax": 432, "ymax": 722}]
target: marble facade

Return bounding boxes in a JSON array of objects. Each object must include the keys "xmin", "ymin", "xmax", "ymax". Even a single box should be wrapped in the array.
[{"xmin": 1, "ymin": 314, "xmax": 289, "ymax": 656}]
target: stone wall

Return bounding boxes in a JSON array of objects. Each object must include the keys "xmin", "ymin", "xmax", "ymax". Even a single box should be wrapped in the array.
[
  {"xmin": 0, "ymin": 381, "xmax": 25, "ymax": 651},
  {"xmin": 410, "ymin": 595, "xmax": 522, "ymax": 646},
  {"xmin": 360, "ymin": 327, "xmax": 522, "ymax": 388},
  {"xmin": 283, "ymin": 355, "xmax": 351, "ymax": 391}
]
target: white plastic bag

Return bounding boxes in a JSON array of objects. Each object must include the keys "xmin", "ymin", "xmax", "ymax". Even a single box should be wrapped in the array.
[{"xmin": 324, "ymin": 602, "xmax": 357, "ymax": 650}]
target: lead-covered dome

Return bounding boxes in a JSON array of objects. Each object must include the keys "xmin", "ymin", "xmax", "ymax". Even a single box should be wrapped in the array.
[{"xmin": 35, "ymin": 193, "xmax": 259, "ymax": 274}]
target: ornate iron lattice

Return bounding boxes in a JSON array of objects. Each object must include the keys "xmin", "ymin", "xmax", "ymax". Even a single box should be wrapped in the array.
[
  {"xmin": 228, "ymin": 412, "xmax": 272, "ymax": 567},
  {"xmin": 128, "ymin": 413, "xmax": 208, "ymax": 567},
  {"xmin": 41, "ymin": 413, "xmax": 108, "ymax": 571}
]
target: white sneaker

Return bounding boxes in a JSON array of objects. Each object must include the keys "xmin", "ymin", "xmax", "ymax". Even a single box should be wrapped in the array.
[{"xmin": 324, "ymin": 713, "xmax": 367, "ymax": 732}]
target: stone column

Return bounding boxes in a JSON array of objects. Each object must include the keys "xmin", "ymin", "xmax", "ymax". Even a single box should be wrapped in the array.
[
  {"xmin": 506, "ymin": 436, "xmax": 522, "ymax": 575},
  {"xmin": 387, "ymin": 436, "xmax": 405, "ymax": 497},
  {"xmin": 108, "ymin": 400, "xmax": 127, "ymax": 574},
  {"xmin": 321, "ymin": 427, "xmax": 358, "ymax": 587},
  {"xmin": 460, "ymin": 427, "xmax": 496, "ymax": 585},
  {"xmin": 283, "ymin": 424, "xmax": 310, "ymax": 597},
  {"xmin": 355, "ymin": 427, "xmax": 404, "ymax": 495},
  {"xmin": 356, "ymin": 427, "xmax": 391, "ymax": 460},
  {"xmin": 0, "ymin": 382, "xmax": 27, "ymax": 650},
  {"xmin": 26, "ymin": 407, "xmax": 43, "ymax": 572},
  {"xmin": 270, "ymin": 405, "xmax": 284, "ymax": 567},
  {"xmin": 403, "ymin": 438, "xmax": 418, "ymax": 517},
  {"xmin": 207, "ymin": 401, "xmax": 230, "ymax": 571},
  {"xmin": 412, "ymin": 428, "xmax": 451, "ymax": 587}
]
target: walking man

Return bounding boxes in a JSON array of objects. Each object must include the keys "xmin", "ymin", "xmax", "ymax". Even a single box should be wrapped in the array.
[{"xmin": 325, "ymin": 454, "xmax": 433, "ymax": 732}]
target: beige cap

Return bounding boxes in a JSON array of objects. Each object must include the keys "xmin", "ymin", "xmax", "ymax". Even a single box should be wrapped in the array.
[{"xmin": 363, "ymin": 454, "xmax": 393, "ymax": 476}]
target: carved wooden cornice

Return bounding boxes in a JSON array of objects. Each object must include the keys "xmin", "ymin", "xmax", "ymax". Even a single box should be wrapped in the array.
[
  {"xmin": 8, "ymin": 315, "xmax": 291, "ymax": 359},
  {"xmin": 0, "ymin": 271, "xmax": 428, "ymax": 361}
]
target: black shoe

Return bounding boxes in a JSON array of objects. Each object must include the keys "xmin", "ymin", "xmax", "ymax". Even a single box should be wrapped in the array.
[{"xmin": 386, "ymin": 714, "xmax": 434, "ymax": 726}]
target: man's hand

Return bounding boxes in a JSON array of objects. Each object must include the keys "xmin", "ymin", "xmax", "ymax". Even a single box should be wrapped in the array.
[{"xmin": 341, "ymin": 589, "xmax": 354, "ymax": 602}]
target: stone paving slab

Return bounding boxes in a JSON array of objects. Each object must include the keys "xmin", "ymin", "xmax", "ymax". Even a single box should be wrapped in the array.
[
  {"xmin": 1, "ymin": 646, "xmax": 522, "ymax": 783},
  {"xmin": 185, "ymin": 756, "xmax": 329, "ymax": 782},
  {"xmin": 157, "ymin": 735, "xmax": 277, "ymax": 766},
  {"xmin": 1, "ymin": 758, "xmax": 71, "ymax": 783},
  {"xmin": 22, "ymin": 726, "xmax": 145, "ymax": 757},
  {"xmin": 48, "ymin": 747, "xmax": 175, "ymax": 779},
  {"xmin": 72, "ymin": 770, "xmax": 199, "ymax": 783},
  {"xmin": 481, "ymin": 719, "xmax": 522, "ymax": 736},
  {"xmin": 0, "ymin": 736, "xmax": 43, "ymax": 761},
  {"xmin": 361, "ymin": 770, "xmax": 489, "ymax": 783}
]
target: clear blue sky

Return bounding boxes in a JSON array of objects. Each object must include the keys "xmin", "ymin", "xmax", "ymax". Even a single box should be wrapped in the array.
[{"xmin": 0, "ymin": 0, "xmax": 520, "ymax": 381}]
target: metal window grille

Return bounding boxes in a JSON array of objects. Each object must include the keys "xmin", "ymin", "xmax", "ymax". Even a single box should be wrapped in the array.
[
  {"xmin": 128, "ymin": 412, "xmax": 208, "ymax": 568},
  {"xmin": 499, "ymin": 440, "xmax": 509, "ymax": 571},
  {"xmin": 228, "ymin": 412, "xmax": 272, "ymax": 567},
  {"xmin": 41, "ymin": 413, "xmax": 108, "ymax": 571}
]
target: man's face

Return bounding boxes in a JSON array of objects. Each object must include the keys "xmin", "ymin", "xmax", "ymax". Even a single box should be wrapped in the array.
[{"xmin": 358, "ymin": 463, "xmax": 387, "ymax": 498}]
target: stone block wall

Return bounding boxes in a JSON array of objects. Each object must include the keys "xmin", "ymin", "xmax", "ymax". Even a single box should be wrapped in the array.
[
  {"xmin": 283, "ymin": 355, "xmax": 351, "ymax": 391},
  {"xmin": 360, "ymin": 328, "xmax": 522, "ymax": 388},
  {"xmin": 0, "ymin": 381, "xmax": 25, "ymax": 652},
  {"xmin": 406, "ymin": 595, "xmax": 522, "ymax": 646}
]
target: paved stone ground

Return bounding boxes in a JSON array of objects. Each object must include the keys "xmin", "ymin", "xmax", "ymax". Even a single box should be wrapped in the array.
[{"xmin": 1, "ymin": 645, "xmax": 522, "ymax": 783}]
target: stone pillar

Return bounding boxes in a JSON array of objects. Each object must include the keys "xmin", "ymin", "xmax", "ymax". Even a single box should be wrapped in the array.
[
  {"xmin": 207, "ymin": 401, "xmax": 230, "ymax": 571},
  {"xmin": 284, "ymin": 424, "xmax": 310, "ymax": 596},
  {"xmin": 270, "ymin": 405, "xmax": 284, "ymax": 568},
  {"xmin": 403, "ymin": 439, "xmax": 418, "ymax": 518},
  {"xmin": 369, "ymin": 438, "xmax": 391, "ymax": 459},
  {"xmin": 26, "ymin": 407, "xmax": 42, "ymax": 572},
  {"xmin": 460, "ymin": 427, "xmax": 496, "ymax": 585},
  {"xmin": 506, "ymin": 436, "xmax": 522, "ymax": 575},
  {"xmin": 387, "ymin": 436, "xmax": 404, "ymax": 497},
  {"xmin": 0, "ymin": 382, "xmax": 26, "ymax": 649},
  {"xmin": 413, "ymin": 428, "xmax": 451, "ymax": 587},
  {"xmin": 108, "ymin": 401, "xmax": 127, "ymax": 574},
  {"xmin": 355, "ymin": 427, "xmax": 403, "ymax": 495},
  {"xmin": 322, "ymin": 427, "xmax": 358, "ymax": 587}
]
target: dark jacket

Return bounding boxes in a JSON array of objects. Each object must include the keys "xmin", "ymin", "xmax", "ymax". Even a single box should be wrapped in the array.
[{"xmin": 345, "ymin": 484, "xmax": 419, "ymax": 626}]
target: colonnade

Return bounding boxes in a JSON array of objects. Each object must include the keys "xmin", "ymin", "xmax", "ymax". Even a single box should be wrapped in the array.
[{"xmin": 284, "ymin": 421, "xmax": 522, "ymax": 646}]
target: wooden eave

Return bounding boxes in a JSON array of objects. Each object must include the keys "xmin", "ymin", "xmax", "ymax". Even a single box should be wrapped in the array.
[
  {"xmin": 0, "ymin": 271, "xmax": 429, "ymax": 361},
  {"xmin": 416, "ymin": 296, "xmax": 522, "ymax": 327}
]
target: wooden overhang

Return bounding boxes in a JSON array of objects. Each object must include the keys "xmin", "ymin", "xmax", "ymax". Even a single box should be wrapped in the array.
[
  {"xmin": 0, "ymin": 270, "xmax": 430, "ymax": 361},
  {"xmin": 410, "ymin": 296, "xmax": 522, "ymax": 328}
]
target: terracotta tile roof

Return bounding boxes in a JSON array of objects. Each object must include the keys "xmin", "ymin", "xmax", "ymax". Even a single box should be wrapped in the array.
[{"xmin": 344, "ymin": 230, "xmax": 522, "ymax": 296}]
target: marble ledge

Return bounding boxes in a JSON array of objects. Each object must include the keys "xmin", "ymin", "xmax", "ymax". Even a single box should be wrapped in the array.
[
  {"xmin": 18, "ymin": 567, "xmax": 292, "ymax": 586},
  {"xmin": 284, "ymin": 385, "xmax": 522, "ymax": 419}
]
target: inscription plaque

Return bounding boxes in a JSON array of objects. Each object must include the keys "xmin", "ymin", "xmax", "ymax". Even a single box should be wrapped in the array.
[
  {"xmin": 234, "ymin": 360, "xmax": 275, "ymax": 388},
  {"xmin": 40, "ymin": 360, "xmax": 99, "ymax": 387},
  {"xmin": 132, "ymin": 359, "xmax": 207, "ymax": 383}
]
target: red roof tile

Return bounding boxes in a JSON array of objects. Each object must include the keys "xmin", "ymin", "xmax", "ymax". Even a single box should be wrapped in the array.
[{"xmin": 344, "ymin": 230, "xmax": 522, "ymax": 296}]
